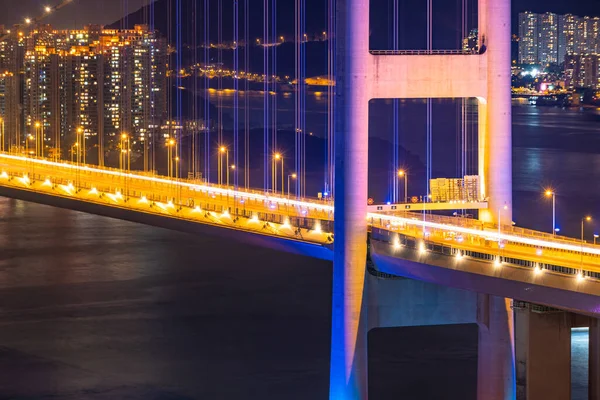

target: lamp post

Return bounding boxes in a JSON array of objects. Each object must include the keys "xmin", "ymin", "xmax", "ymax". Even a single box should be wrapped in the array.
[
  {"xmin": 0, "ymin": 117, "xmax": 4, "ymax": 152},
  {"xmin": 398, "ymin": 170, "xmax": 408, "ymax": 203},
  {"xmin": 581, "ymin": 216, "xmax": 592, "ymax": 271},
  {"xmin": 273, "ymin": 153, "xmax": 283, "ymax": 195},
  {"xmin": 77, "ymin": 127, "xmax": 85, "ymax": 164},
  {"xmin": 219, "ymin": 146, "xmax": 228, "ymax": 185},
  {"xmin": 71, "ymin": 142, "xmax": 78, "ymax": 163},
  {"xmin": 287, "ymin": 173, "xmax": 297, "ymax": 200},
  {"xmin": 228, "ymin": 164, "xmax": 236, "ymax": 187},
  {"xmin": 545, "ymin": 189, "xmax": 556, "ymax": 236},
  {"xmin": 34, "ymin": 121, "xmax": 41, "ymax": 157},
  {"xmin": 26, "ymin": 134, "xmax": 34, "ymax": 156},
  {"xmin": 167, "ymin": 138, "xmax": 176, "ymax": 178}
]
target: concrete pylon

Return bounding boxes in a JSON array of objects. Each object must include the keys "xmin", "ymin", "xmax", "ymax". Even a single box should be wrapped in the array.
[
  {"xmin": 477, "ymin": 295, "xmax": 517, "ymax": 400},
  {"xmin": 330, "ymin": 0, "xmax": 371, "ymax": 398},
  {"xmin": 479, "ymin": 0, "xmax": 513, "ymax": 224}
]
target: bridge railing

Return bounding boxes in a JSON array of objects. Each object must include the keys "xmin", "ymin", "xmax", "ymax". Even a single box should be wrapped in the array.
[
  {"xmin": 399, "ymin": 211, "xmax": 593, "ymax": 247},
  {"xmin": 0, "ymin": 152, "xmax": 334, "ymax": 207},
  {"xmin": 371, "ymin": 227, "xmax": 600, "ymax": 281},
  {"xmin": 0, "ymin": 168, "xmax": 334, "ymax": 244},
  {"xmin": 369, "ymin": 49, "xmax": 477, "ymax": 56}
]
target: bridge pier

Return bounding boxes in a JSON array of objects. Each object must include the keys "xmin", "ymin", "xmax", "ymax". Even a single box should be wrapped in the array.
[
  {"xmin": 514, "ymin": 307, "xmax": 571, "ymax": 400},
  {"xmin": 330, "ymin": 0, "xmax": 371, "ymax": 398},
  {"xmin": 477, "ymin": 295, "xmax": 517, "ymax": 400},
  {"xmin": 367, "ymin": 274, "xmax": 516, "ymax": 400}
]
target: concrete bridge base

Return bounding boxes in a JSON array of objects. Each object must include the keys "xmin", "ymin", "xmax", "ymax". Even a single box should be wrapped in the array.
[
  {"xmin": 514, "ymin": 307, "xmax": 571, "ymax": 400},
  {"xmin": 366, "ymin": 272, "xmax": 516, "ymax": 400}
]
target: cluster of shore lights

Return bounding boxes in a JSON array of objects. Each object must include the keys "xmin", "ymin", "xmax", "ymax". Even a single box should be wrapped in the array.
[{"xmin": 1, "ymin": 152, "xmax": 600, "ymax": 257}]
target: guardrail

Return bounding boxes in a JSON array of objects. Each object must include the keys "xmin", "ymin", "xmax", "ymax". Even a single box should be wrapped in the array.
[
  {"xmin": 371, "ymin": 227, "xmax": 600, "ymax": 281},
  {"xmin": 370, "ymin": 49, "xmax": 476, "ymax": 56},
  {"xmin": 0, "ymin": 168, "xmax": 334, "ymax": 245}
]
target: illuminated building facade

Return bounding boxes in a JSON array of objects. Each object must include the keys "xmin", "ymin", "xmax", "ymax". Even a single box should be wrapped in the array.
[
  {"xmin": 538, "ymin": 13, "xmax": 558, "ymax": 65},
  {"xmin": 1, "ymin": 24, "xmax": 167, "ymax": 158},
  {"xmin": 564, "ymin": 54, "xmax": 600, "ymax": 89},
  {"xmin": 0, "ymin": 27, "xmax": 24, "ymax": 150},
  {"xmin": 558, "ymin": 14, "xmax": 578, "ymax": 64},
  {"xmin": 518, "ymin": 12, "xmax": 538, "ymax": 64},
  {"xmin": 520, "ymin": 12, "xmax": 600, "ymax": 66}
]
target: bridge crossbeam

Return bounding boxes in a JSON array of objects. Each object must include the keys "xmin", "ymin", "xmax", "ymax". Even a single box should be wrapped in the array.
[{"xmin": 370, "ymin": 54, "xmax": 488, "ymax": 100}]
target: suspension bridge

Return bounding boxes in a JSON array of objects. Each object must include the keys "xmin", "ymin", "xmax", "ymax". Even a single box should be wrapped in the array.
[{"xmin": 1, "ymin": 0, "xmax": 600, "ymax": 399}]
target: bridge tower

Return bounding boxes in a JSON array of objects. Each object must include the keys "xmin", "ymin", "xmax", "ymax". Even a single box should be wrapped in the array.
[{"xmin": 331, "ymin": 0, "xmax": 513, "ymax": 398}]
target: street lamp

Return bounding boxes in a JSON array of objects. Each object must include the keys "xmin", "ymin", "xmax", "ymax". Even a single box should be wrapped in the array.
[
  {"xmin": 44, "ymin": 6, "xmax": 52, "ymax": 13},
  {"xmin": 581, "ymin": 216, "xmax": 592, "ymax": 273},
  {"xmin": 0, "ymin": 117, "xmax": 4, "ymax": 152},
  {"xmin": 287, "ymin": 173, "xmax": 297, "ymax": 199},
  {"xmin": 71, "ymin": 142, "xmax": 78, "ymax": 163},
  {"xmin": 228, "ymin": 164, "xmax": 236, "ymax": 187},
  {"xmin": 26, "ymin": 134, "xmax": 34, "ymax": 156},
  {"xmin": 544, "ymin": 189, "xmax": 556, "ymax": 236},
  {"xmin": 219, "ymin": 146, "xmax": 228, "ymax": 185},
  {"xmin": 273, "ymin": 153, "xmax": 283, "ymax": 196},
  {"xmin": 25, "ymin": 18, "xmax": 31, "ymax": 25},
  {"xmin": 120, "ymin": 133, "xmax": 130, "ymax": 170},
  {"xmin": 34, "ymin": 121, "xmax": 42, "ymax": 157},
  {"xmin": 77, "ymin": 127, "xmax": 85, "ymax": 164},
  {"xmin": 167, "ymin": 138, "xmax": 176, "ymax": 178},
  {"xmin": 398, "ymin": 170, "xmax": 408, "ymax": 203}
]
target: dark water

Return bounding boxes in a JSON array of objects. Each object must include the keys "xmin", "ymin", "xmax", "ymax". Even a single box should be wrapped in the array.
[{"xmin": 0, "ymin": 105, "xmax": 598, "ymax": 399}]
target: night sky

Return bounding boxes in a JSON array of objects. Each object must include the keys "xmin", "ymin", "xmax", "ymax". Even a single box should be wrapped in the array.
[{"xmin": 1, "ymin": 0, "xmax": 600, "ymax": 32}]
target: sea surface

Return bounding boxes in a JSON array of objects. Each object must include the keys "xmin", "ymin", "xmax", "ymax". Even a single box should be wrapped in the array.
[{"xmin": 0, "ymin": 104, "xmax": 599, "ymax": 399}]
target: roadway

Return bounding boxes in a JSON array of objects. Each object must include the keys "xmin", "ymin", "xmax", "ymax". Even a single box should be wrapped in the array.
[{"xmin": 0, "ymin": 152, "xmax": 599, "ymax": 281}]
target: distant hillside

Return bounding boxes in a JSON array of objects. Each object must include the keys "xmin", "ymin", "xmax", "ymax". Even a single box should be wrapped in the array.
[{"xmin": 109, "ymin": 0, "xmax": 330, "ymax": 77}]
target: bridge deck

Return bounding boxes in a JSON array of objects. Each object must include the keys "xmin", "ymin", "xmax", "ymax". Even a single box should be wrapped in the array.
[{"xmin": 0, "ymin": 153, "xmax": 599, "ymax": 285}]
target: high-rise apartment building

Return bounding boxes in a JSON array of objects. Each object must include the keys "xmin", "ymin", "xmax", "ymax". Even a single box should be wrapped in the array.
[
  {"xmin": 558, "ymin": 14, "xmax": 578, "ymax": 64},
  {"xmin": 519, "ymin": 12, "xmax": 538, "ymax": 64},
  {"xmin": 565, "ymin": 54, "xmax": 600, "ymax": 89},
  {"xmin": 538, "ymin": 12, "xmax": 559, "ymax": 65},
  {"xmin": 0, "ymin": 24, "xmax": 167, "ymax": 161},
  {"xmin": 0, "ymin": 28, "xmax": 24, "ymax": 150},
  {"xmin": 519, "ymin": 12, "xmax": 600, "ymax": 66}
]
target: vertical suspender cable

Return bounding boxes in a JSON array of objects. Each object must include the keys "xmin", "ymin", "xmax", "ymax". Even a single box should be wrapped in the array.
[
  {"xmin": 218, "ymin": 0, "xmax": 223, "ymax": 158},
  {"xmin": 301, "ymin": 0, "xmax": 306, "ymax": 197},
  {"xmin": 271, "ymin": 0, "xmax": 277, "ymax": 173},
  {"xmin": 244, "ymin": 0, "xmax": 250, "ymax": 188},
  {"xmin": 392, "ymin": 0, "xmax": 399, "ymax": 203},
  {"xmin": 426, "ymin": 0, "xmax": 433, "ymax": 197},
  {"xmin": 327, "ymin": 0, "xmax": 335, "ymax": 198},
  {"xmin": 295, "ymin": 0, "xmax": 305, "ymax": 197},
  {"xmin": 192, "ymin": 0, "xmax": 198, "ymax": 177},
  {"xmin": 263, "ymin": 0, "xmax": 270, "ymax": 192},
  {"xmin": 203, "ymin": 0, "xmax": 210, "ymax": 182},
  {"xmin": 176, "ymin": 0, "xmax": 182, "ymax": 178},
  {"xmin": 233, "ymin": 0, "xmax": 239, "ymax": 188}
]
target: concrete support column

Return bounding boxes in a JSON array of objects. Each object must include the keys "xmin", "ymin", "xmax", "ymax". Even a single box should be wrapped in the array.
[
  {"xmin": 330, "ymin": 0, "xmax": 371, "ymax": 399},
  {"xmin": 515, "ymin": 307, "xmax": 571, "ymax": 400},
  {"xmin": 484, "ymin": 0, "xmax": 512, "ymax": 224},
  {"xmin": 477, "ymin": 295, "xmax": 516, "ymax": 400},
  {"xmin": 477, "ymin": 99, "xmax": 490, "ymax": 221},
  {"xmin": 590, "ymin": 319, "xmax": 600, "ymax": 400}
]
